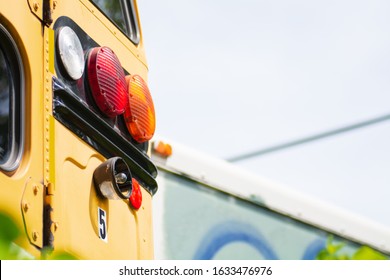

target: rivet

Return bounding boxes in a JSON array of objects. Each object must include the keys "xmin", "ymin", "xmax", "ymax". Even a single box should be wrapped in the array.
[
  {"xmin": 33, "ymin": 3, "xmax": 39, "ymax": 12},
  {"xmin": 23, "ymin": 202, "xmax": 30, "ymax": 212},
  {"xmin": 51, "ymin": 222, "xmax": 59, "ymax": 233},
  {"xmin": 32, "ymin": 231, "xmax": 39, "ymax": 241},
  {"xmin": 33, "ymin": 185, "xmax": 39, "ymax": 195}
]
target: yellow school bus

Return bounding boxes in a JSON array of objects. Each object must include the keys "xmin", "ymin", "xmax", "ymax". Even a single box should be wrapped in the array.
[{"xmin": 0, "ymin": 0, "xmax": 157, "ymax": 259}]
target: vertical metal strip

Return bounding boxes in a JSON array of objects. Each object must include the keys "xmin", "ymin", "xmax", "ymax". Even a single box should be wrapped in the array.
[
  {"xmin": 43, "ymin": 26, "xmax": 55, "ymax": 249},
  {"xmin": 43, "ymin": 27, "xmax": 55, "ymax": 186}
]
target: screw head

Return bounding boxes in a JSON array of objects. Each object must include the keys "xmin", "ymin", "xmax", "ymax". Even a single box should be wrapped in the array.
[
  {"xmin": 33, "ymin": 185, "xmax": 39, "ymax": 195},
  {"xmin": 33, "ymin": 2, "xmax": 39, "ymax": 12},
  {"xmin": 51, "ymin": 222, "xmax": 59, "ymax": 232},
  {"xmin": 23, "ymin": 202, "xmax": 30, "ymax": 212},
  {"xmin": 32, "ymin": 231, "xmax": 39, "ymax": 241}
]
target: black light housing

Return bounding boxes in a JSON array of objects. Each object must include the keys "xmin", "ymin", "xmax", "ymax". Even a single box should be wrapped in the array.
[{"xmin": 93, "ymin": 157, "xmax": 133, "ymax": 200}]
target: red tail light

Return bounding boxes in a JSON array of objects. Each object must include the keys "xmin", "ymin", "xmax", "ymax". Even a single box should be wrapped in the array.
[
  {"xmin": 124, "ymin": 74, "xmax": 156, "ymax": 143},
  {"xmin": 87, "ymin": 46, "xmax": 128, "ymax": 118}
]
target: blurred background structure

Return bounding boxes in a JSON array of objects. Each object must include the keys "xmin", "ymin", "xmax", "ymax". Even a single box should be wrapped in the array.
[{"xmin": 138, "ymin": 0, "xmax": 390, "ymax": 227}]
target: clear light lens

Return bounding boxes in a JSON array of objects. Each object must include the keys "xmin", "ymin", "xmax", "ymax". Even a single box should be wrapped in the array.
[
  {"xmin": 58, "ymin": 26, "xmax": 84, "ymax": 80},
  {"xmin": 99, "ymin": 181, "xmax": 121, "ymax": 200}
]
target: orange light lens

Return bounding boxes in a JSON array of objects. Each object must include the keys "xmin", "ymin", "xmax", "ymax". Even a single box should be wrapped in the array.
[
  {"xmin": 124, "ymin": 74, "xmax": 156, "ymax": 143},
  {"xmin": 153, "ymin": 141, "xmax": 172, "ymax": 157}
]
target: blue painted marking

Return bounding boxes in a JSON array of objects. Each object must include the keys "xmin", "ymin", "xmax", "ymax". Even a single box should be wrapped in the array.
[
  {"xmin": 193, "ymin": 221, "xmax": 278, "ymax": 260},
  {"xmin": 193, "ymin": 221, "xmax": 326, "ymax": 260},
  {"xmin": 301, "ymin": 238, "xmax": 326, "ymax": 260}
]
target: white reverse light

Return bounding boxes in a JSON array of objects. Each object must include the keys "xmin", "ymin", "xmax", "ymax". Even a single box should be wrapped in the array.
[{"xmin": 57, "ymin": 26, "xmax": 84, "ymax": 80}]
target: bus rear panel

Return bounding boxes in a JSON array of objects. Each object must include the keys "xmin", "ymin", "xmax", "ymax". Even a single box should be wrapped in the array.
[{"xmin": 0, "ymin": 0, "xmax": 157, "ymax": 259}]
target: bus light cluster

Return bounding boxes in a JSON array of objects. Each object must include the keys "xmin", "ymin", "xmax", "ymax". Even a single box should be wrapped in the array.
[
  {"xmin": 57, "ymin": 26, "xmax": 151, "ymax": 208},
  {"xmin": 57, "ymin": 26, "xmax": 156, "ymax": 144}
]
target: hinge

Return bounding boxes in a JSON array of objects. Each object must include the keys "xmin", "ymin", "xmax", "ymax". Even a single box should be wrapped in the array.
[
  {"xmin": 27, "ymin": 0, "xmax": 57, "ymax": 26},
  {"xmin": 21, "ymin": 179, "xmax": 44, "ymax": 248}
]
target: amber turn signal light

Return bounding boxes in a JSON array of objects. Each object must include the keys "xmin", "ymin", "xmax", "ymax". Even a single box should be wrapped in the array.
[{"xmin": 124, "ymin": 74, "xmax": 156, "ymax": 143}]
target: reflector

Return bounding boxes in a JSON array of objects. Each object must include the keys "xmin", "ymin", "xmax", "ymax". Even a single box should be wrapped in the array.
[
  {"xmin": 87, "ymin": 46, "xmax": 128, "ymax": 117},
  {"xmin": 130, "ymin": 178, "xmax": 142, "ymax": 209},
  {"xmin": 124, "ymin": 75, "xmax": 156, "ymax": 143}
]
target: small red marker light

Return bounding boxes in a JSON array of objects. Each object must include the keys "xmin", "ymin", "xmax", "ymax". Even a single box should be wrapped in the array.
[{"xmin": 130, "ymin": 178, "xmax": 142, "ymax": 210}]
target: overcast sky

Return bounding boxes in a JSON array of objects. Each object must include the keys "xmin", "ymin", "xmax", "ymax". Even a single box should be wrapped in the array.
[{"xmin": 137, "ymin": 0, "xmax": 390, "ymax": 227}]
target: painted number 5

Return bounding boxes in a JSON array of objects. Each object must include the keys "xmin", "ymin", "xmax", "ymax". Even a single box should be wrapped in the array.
[{"xmin": 98, "ymin": 207, "xmax": 108, "ymax": 242}]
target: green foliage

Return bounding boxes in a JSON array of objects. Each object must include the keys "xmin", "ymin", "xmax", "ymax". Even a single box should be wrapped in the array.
[
  {"xmin": 0, "ymin": 212, "xmax": 23, "ymax": 259},
  {"xmin": 47, "ymin": 252, "xmax": 78, "ymax": 260},
  {"xmin": 41, "ymin": 247, "xmax": 78, "ymax": 260},
  {"xmin": 0, "ymin": 212, "xmax": 20, "ymax": 242},
  {"xmin": 0, "ymin": 211, "xmax": 77, "ymax": 260},
  {"xmin": 352, "ymin": 246, "xmax": 388, "ymax": 260},
  {"xmin": 316, "ymin": 235, "xmax": 388, "ymax": 260}
]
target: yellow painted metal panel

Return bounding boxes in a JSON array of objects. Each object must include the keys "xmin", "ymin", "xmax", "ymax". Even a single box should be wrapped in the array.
[
  {"xmin": 21, "ymin": 180, "xmax": 44, "ymax": 248},
  {"xmin": 26, "ymin": 0, "xmax": 44, "ymax": 21},
  {"xmin": 0, "ymin": 0, "xmax": 154, "ymax": 259},
  {"xmin": 50, "ymin": 122, "xmax": 154, "ymax": 259},
  {"xmin": 0, "ymin": 0, "xmax": 45, "ymax": 258}
]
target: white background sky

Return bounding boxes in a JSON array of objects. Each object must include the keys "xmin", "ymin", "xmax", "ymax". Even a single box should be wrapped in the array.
[{"xmin": 137, "ymin": 0, "xmax": 390, "ymax": 227}]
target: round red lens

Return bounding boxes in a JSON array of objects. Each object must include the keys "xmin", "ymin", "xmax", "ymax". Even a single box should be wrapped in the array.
[{"xmin": 87, "ymin": 46, "xmax": 128, "ymax": 117}]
